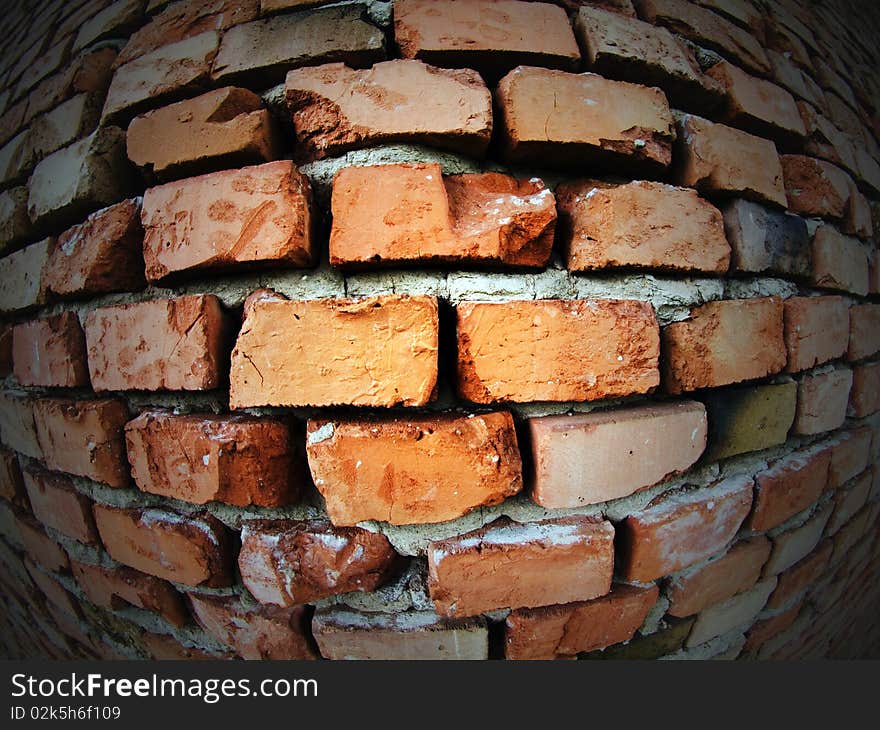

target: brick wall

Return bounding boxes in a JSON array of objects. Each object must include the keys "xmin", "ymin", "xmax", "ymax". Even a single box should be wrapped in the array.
[{"xmin": 0, "ymin": 0, "xmax": 878, "ymax": 661}]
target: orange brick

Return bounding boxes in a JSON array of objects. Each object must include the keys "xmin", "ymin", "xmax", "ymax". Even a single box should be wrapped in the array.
[
  {"xmin": 12, "ymin": 312, "xmax": 89, "ymax": 388},
  {"xmin": 781, "ymin": 155, "xmax": 851, "ymax": 220},
  {"xmin": 556, "ymin": 179, "xmax": 729, "ymax": 273},
  {"xmin": 93, "ymin": 504, "xmax": 232, "ymax": 588},
  {"xmin": 428, "ymin": 517, "xmax": 615, "ymax": 618},
  {"xmin": 782, "ymin": 296, "xmax": 849, "ymax": 373},
  {"xmin": 793, "ymin": 368, "xmax": 852, "ymax": 436},
  {"xmin": 21, "ymin": 466, "xmax": 99, "ymax": 545},
  {"xmin": 747, "ymin": 448, "xmax": 831, "ymax": 532},
  {"xmin": 230, "ymin": 291, "xmax": 438, "ymax": 408},
  {"xmin": 505, "ymin": 583, "xmax": 659, "ymax": 660},
  {"xmin": 329, "ymin": 163, "xmax": 556, "ymax": 269},
  {"xmin": 457, "ymin": 299, "xmax": 660, "ymax": 404},
  {"xmin": 662, "ymin": 297, "xmax": 786, "ymax": 394},
  {"xmin": 618, "ymin": 475, "xmax": 754, "ymax": 582}
]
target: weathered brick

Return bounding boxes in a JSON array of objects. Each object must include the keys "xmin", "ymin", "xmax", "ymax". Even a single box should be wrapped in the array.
[
  {"xmin": 329, "ymin": 163, "xmax": 556, "ymax": 269},
  {"xmin": 24, "ymin": 93, "xmax": 103, "ymax": 167},
  {"xmin": 529, "ymin": 401, "xmax": 706, "ymax": 509},
  {"xmin": 782, "ymin": 296, "xmax": 849, "ymax": 373},
  {"xmin": 705, "ymin": 60, "xmax": 805, "ymax": 148},
  {"xmin": 125, "ymin": 410, "xmax": 301, "ymax": 507},
  {"xmin": 142, "ymin": 633, "xmax": 227, "ymax": 660},
  {"xmin": 813, "ymin": 225, "xmax": 870, "ymax": 296},
  {"xmin": 312, "ymin": 607, "xmax": 487, "ymax": 660},
  {"xmin": 27, "ymin": 127, "xmax": 134, "ymax": 231},
  {"xmin": 581, "ymin": 616, "xmax": 695, "ymax": 660},
  {"xmin": 12, "ymin": 313, "xmax": 89, "ymax": 388},
  {"xmin": 661, "ymin": 297, "xmax": 786, "ymax": 394},
  {"xmin": 0, "ymin": 392, "xmax": 41, "ymax": 459},
  {"xmin": 285, "ymin": 60, "xmax": 492, "ymax": 160},
  {"xmin": 428, "ymin": 517, "xmax": 615, "ymax": 618},
  {"xmin": 22, "ymin": 466, "xmax": 99, "ymax": 545},
  {"xmin": 84, "ymin": 295, "xmax": 231, "ymax": 392},
  {"xmin": 238, "ymin": 520, "xmax": 401, "ymax": 605},
  {"xmin": 16, "ymin": 515, "xmax": 70, "ymax": 573},
  {"xmin": 635, "ymin": 0, "xmax": 770, "ymax": 74},
  {"xmin": 744, "ymin": 601, "xmax": 802, "ymax": 652},
  {"xmin": 556, "ymin": 179, "xmax": 729, "ymax": 273},
  {"xmin": 43, "ymin": 201, "xmax": 141, "ymax": 300},
  {"xmin": 26, "ymin": 46, "xmax": 117, "ymax": 123},
  {"xmin": 766, "ymin": 540, "xmax": 833, "ymax": 609},
  {"xmin": 685, "ymin": 577, "xmax": 776, "ymax": 647},
  {"xmin": 212, "ymin": 4, "xmax": 385, "ymax": 86},
  {"xmin": 102, "ymin": 31, "xmax": 221, "ymax": 125},
  {"xmin": 781, "ymin": 155, "xmax": 852, "ymax": 220},
  {"xmin": 850, "ymin": 363, "xmax": 880, "ymax": 419},
  {"xmin": 748, "ymin": 447, "xmax": 831, "ymax": 532},
  {"xmin": 395, "ymin": 0, "xmax": 579, "ymax": 80},
  {"xmin": 618, "ymin": 475, "xmax": 754, "ymax": 583},
  {"xmin": 827, "ymin": 471, "xmax": 872, "ymax": 536},
  {"xmin": 845, "ymin": 184, "xmax": 873, "ymax": 240},
  {"xmin": 674, "ymin": 113, "xmax": 786, "ymax": 207},
  {"xmin": 306, "ymin": 412, "xmax": 522, "ymax": 525},
  {"xmin": 768, "ymin": 50, "xmax": 826, "ymax": 109},
  {"xmin": 33, "ymin": 398, "xmax": 129, "ymax": 487},
  {"xmin": 793, "ymin": 368, "xmax": 852, "ymax": 436},
  {"xmin": 828, "ymin": 428, "xmax": 872, "ymax": 490},
  {"xmin": 457, "ymin": 299, "xmax": 660, "ymax": 404},
  {"xmin": 848, "ymin": 304, "xmax": 880, "ymax": 362},
  {"xmin": 0, "ymin": 187, "xmax": 32, "ymax": 253},
  {"xmin": 496, "ymin": 66, "xmax": 674, "ymax": 174},
  {"xmin": 24, "ymin": 559, "xmax": 82, "ymax": 619},
  {"xmin": 189, "ymin": 594, "xmax": 315, "ymax": 660},
  {"xmin": 230, "ymin": 291, "xmax": 438, "ymax": 408},
  {"xmin": 0, "ymin": 238, "xmax": 53, "ymax": 313},
  {"xmin": 141, "ymin": 161, "xmax": 314, "ymax": 282},
  {"xmin": 721, "ymin": 198, "xmax": 810, "ymax": 278},
  {"xmin": 0, "ymin": 130, "xmax": 32, "ymax": 188},
  {"xmin": 71, "ymin": 560, "xmax": 186, "ymax": 627},
  {"xmin": 93, "ymin": 505, "xmax": 232, "ymax": 588},
  {"xmin": 127, "ymin": 87, "xmax": 280, "ymax": 181},
  {"xmin": 667, "ymin": 537, "xmax": 771, "ymax": 618},
  {"xmin": 574, "ymin": 5, "xmax": 723, "ymax": 112},
  {"xmin": 505, "ymin": 584, "xmax": 659, "ymax": 660},
  {"xmin": 116, "ymin": 0, "xmax": 260, "ymax": 67},
  {"xmin": 829, "ymin": 505, "xmax": 872, "ymax": 566},
  {"xmin": 0, "ymin": 448, "xmax": 25, "ymax": 505},
  {"xmin": 72, "ymin": 0, "xmax": 145, "ymax": 52},
  {"xmin": 763, "ymin": 501, "xmax": 833, "ymax": 576},
  {"xmin": 0, "ymin": 326, "xmax": 10, "ymax": 379}
]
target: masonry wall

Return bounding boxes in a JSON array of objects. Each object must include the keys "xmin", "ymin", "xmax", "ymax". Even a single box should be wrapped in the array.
[{"xmin": 0, "ymin": 0, "xmax": 879, "ymax": 661}]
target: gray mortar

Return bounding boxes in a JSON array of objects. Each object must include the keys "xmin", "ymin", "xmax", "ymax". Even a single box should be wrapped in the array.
[
  {"xmin": 660, "ymin": 627, "xmax": 747, "ymax": 660},
  {"xmin": 639, "ymin": 595, "xmax": 671, "ymax": 636}
]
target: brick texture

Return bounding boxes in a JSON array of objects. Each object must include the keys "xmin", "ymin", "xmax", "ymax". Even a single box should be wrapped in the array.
[{"xmin": 12, "ymin": 313, "xmax": 89, "ymax": 388}]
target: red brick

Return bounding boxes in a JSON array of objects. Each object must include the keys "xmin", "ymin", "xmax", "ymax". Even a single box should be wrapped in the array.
[
  {"xmin": 674, "ymin": 113, "xmax": 786, "ymax": 207},
  {"xmin": 33, "ymin": 398, "xmax": 129, "ymax": 487},
  {"xmin": 230, "ymin": 291, "xmax": 438, "ymax": 408},
  {"xmin": 0, "ymin": 448, "xmax": 25, "ymax": 505},
  {"xmin": 285, "ymin": 60, "xmax": 492, "ymax": 160},
  {"xmin": 189, "ymin": 594, "xmax": 316, "ymax": 660},
  {"xmin": 574, "ymin": 5, "xmax": 723, "ymax": 112},
  {"xmin": 141, "ymin": 160, "xmax": 314, "ymax": 282},
  {"xmin": 747, "ymin": 448, "xmax": 831, "ymax": 532},
  {"xmin": 706, "ymin": 60, "xmax": 805, "ymax": 147},
  {"xmin": 661, "ymin": 297, "xmax": 786, "ymax": 394},
  {"xmin": 505, "ymin": 583, "xmax": 659, "ymax": 660},
  {"xmin": 667, "ymin": 537, "xmax": 771, "ymax": 618},
  {"xmin": 685, "ymin": 576, "xmax": 776, "ymax": 647},
  {"xmin": 782, "ymin": 296, "xmax": 850, "ymax": 373},
  {"xmin": 766, "ymin": 540, "xmax": 833, "ymax": 610},
  {"xmin": 306, "ymin": 412, "xmax": 522, "ymax": 526},
  {"xmin": 21, "ymin": 466, "xmax": 99, "ymax": 545},
  {"xmin": 12, "ymin": 313, "xmax": 89, "ymax": 388},
  {"xmin": 763, "ymin": 501, "xmax": 833, "ymax": 576},
  {"xmin": 84, "ymin": 295, "xmax": 232, "ymax": 392},
  {"xmin": 496, "ymin": 66, "xmax": 674, "ymax": 174},
  {"xmin": 427, "ymin": 516, "xmax": 615, "ymax": 618},
  {"xmin": 556, "ymin": 179, "xmax": 729, "ymax": 273},
  {"xmin": 125, "ymin": 410, "xmax": 301, "ymax": 507},
  {"xmin": 16, "ymin": 515, "xmax": 70, "ymax": 573},
  {"xmin": 827, "ymin": 471, "xmax": 872, "ymax": 536},
  {"xmin": 43, "ymin": 199, "xmax": 145, "ymax": 299},
  {"xmin": 142, "ymin": 633, "xmax": 229, "ymax": 660},
  {"xmin": 93, "ymin": 504, "xmax": 232, "ymax": 588},
  {"xmin": 127, "ymin": 87, "xmax": 279, "ymax": 181},
  {"xmin": 828, "ymin": 428, "xmax": 872, "ymax": 490},
  {"xmin": 529, "ymin": 401, "xmax": 706, "ymax": 509},
  {"xmin": 394, "ymin": 0, "xmax": 579, "ymax": 79},
  {"xmin": 618, "ymin": 475, "xmax": 754, "ymax": 583},
  {"xmin": 71, "ymin": 560, "xmax": 187, "ymax": 627},
  {"xmin": 743, "ymin": 601, "xmax": 802, "ymax": 652},
  {"xmin": 793, "ymin": 368, "xmax": 852, "ymax": 436},
  {"xmin": 781, "ymin": 155, "xmax": 852, "ymax": 220},
  {"xmin": 457, "ymin": 299, "xmax": 660, "ymax": 404},
  {"xmin": 635, "ymin": 0, "xmax": 770, "ymax": 75},
  {"xmin": 0, "ymin": 238, "xmax": 53, "ymax": 313},
  {"xmin": 0, "ymin": 392, "xmax": 41, "ymax": 459},
  {"xmin": 312, "ymin": 608, "xmax": 489, "ymax": 660},
  {"xmin": 238, "ymin": 520, "xmax": 402, "ymax": 605},
  {"xmin": 848, "ymin": 304, "xmax": 880, "ymax": 362},
  {"xmin": 24, "ymin": 559, "xmax": 81, "ymax": 618},
  {"xmin": 329, "ymin": 163, "xmax": 556, "ymax": 269},
  {"xmin": 850, "ymin": 363, "xmax": 880, "ymax": 419}
]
